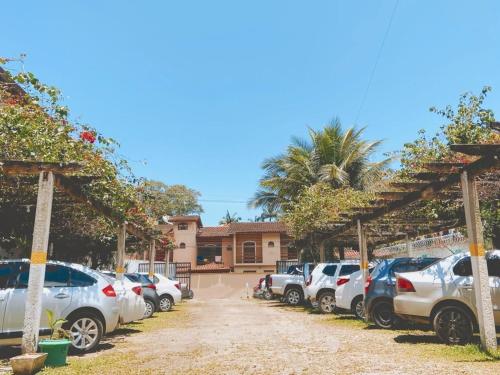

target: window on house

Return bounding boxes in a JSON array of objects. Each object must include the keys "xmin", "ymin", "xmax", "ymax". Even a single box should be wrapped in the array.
[
  {"xmin": 179, "ymin": 242, "xmax": 186, "ymax": 249},
  {"xmin": 268, "ymin": 241, "xmax": 275, "ymax": 248},
  {"xmin": 243, "ymin": 241, "xmax": 256, "ymax": 263},
  {"xmin": 178, "ymin": 223, "xmax": 188, "ymax": 230}
]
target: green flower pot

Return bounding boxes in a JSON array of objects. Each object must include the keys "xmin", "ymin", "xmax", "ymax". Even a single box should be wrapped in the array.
[{"xmin": 38, "ymin": 339, "xmax": 71, "ymax": 367}]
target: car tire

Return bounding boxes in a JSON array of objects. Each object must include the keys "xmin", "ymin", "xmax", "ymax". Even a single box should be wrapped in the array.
[
  {"xmin": 372, "ymin": 300, "xmax": 396, "ymax": 329},
  {"xmin": 285, "ymin": 288, "xmax": 303, "ymax": 306},
  {"xmin": 143, "ymin": 298, "xmax": 156, "ymax": 319},
  {"xmin": 159, "ymin": 295, "xmax": 174, "ymax": 312},
  {"xmin": 263, "ymin": 290, "xmax": 273, "ymax": 300},
  {"xmin": 351, "ymin": 296, "xmax": 365, "ymax": 320},
  {"xmin": 433, "ymin": 305, "xmax": 474, "ymax": 345},
  {"xmin": 65, "ymin": 311, "xmax": 104, "ymax": 353},
  {"xmin": 318, "ymin": 291, "xmax": 336, "ymax": 314}
]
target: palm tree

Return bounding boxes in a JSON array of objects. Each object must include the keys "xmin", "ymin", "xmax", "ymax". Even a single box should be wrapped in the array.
[
  {"xmin": 219, "ymin": 210, "xmax": 241, "ymax": 225},
  {"xmin": 250, "ymin": 118, "xmax": 390, "ymax": 211}
]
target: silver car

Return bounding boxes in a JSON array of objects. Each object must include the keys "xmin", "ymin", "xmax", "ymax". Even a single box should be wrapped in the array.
[
  {"xmin": 394, "ymin": 250, "xmax": 500, "ymax": 344},
  {"xmin": 0, "ymin": 260, "xmax": 120, "ymax": 352}
]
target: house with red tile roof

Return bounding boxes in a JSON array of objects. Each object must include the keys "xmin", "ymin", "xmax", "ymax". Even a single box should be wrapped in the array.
[{"xmin": 158, "ymin": 215, "xmax": 296, "ymax": 273}]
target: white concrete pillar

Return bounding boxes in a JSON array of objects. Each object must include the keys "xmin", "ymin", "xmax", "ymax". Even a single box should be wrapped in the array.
[
  {"xmin": 21, "ymin": 171, "xmax": 54, "ymax": 354},
  {"xmin": 115, "ymin": 223, "xmax": 126, "ymax": 280},
  {"xmin": 461, "ymin": 170, "xmax": 497, "ymax": 351},
  {"xmin": 405, "ymin": 234, "xmax": 414, "ymax": 257},
  {"xmin": 164, "ymin": 249, "xmax": 171, "ymax": 278}
]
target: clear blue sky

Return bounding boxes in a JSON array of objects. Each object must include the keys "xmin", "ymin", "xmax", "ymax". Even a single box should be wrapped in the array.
[{"xmin": 2, "ymin": 1, "xmax": 499, "ymax": 225}]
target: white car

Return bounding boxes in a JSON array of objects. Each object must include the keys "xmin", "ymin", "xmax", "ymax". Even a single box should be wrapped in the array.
[
  {"xmin": 394, "ymin": 250, "xmax": 500, "ymax": 345},
  {"xmin": 335, "ymin": 270, "xmax": 366, "ymax": 319},
  {"xmin": 140, "ymin": 273, "xmax": 182, "ymax": 312},
  {"xmin": 111, "ymin": 276, "xmax": 146, "ymax": 324},
  {"xmin": 305, "ymin": 261, "xmax": 360, "ymax": 314}
]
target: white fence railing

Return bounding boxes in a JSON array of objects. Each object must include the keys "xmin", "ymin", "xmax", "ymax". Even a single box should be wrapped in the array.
[{"xmin": 373, "ymin": 232, "xmax": 468, "ymax": 259}]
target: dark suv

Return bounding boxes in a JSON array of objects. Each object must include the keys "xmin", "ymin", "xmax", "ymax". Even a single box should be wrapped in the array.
[{"xmin": 365, "ymin": 257, "xmax": 439, "ymax": 328}]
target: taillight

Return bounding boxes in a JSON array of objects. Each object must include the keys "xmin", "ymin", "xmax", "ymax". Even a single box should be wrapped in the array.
[
  {"xmin": 175, "ymin": 283, "xmax": 181, "ymax": 290},
  {"xmin": 132, "ymin": 286, "xmax": 142, "ymax": 296},
  {"xmin": 337, "ymin": 277, "xmax": 349, "ymax": 287},
  {"xmin": 397, "ymin": 277, "xmax": 416, "ymax": 292},
  {"xmin": 102, "ymin": 284, "xmax": 116, "ymax": 297},
  {"xmin": 305, "ymin": 275, "xmax": 312, "ymax": 287},
  {"xmin": 364, "ymin": 276, "xmax": 372, "ymax": 295},
  {"xmin": 146, "ymin": 283, "xmax": 156, "ymax": 290}
]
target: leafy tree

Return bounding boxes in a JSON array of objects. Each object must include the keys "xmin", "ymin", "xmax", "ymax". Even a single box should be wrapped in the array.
[
  {"xmin": 395, "ymin": 87, "xmax": 499, "ymax": 247},
  {"xmin": 138, "ymin": 180, "xmax": 203, "ymax": 222},
  {"xmin": 219, "ymin": 210, "xmax": 241, "ymax": 225},
  {"xmin": 250, "ymin": 119, "xmax": 390, "ymax": 212}
]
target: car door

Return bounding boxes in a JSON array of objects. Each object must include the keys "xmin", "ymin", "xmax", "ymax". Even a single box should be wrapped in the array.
[
  {"xmin": 3, "ymin": 263, "xmax": 72, "ymax": 334},
  {"xmin": 486, "ymin": 256, "xmax": 500, "ymax": 324},
  {"xmin": 0, "ymin": 263, "xmax": 15, "ymax": 333}
]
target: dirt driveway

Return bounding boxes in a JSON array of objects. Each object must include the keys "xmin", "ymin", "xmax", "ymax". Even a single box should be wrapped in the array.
[
  {"xmin": 125, "ymin": 296, "xmax": 498, "ymax": 375},
  {"xmin": 4, "ymin": 275, "xmax": 498, "ymax": 375}
]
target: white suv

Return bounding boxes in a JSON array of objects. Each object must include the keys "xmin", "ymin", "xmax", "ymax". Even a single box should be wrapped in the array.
[
  {"xmin": 305, "ymin": 261, "xmax": 360, "ymax": 314},
  {"xmin": 0, "ymin": 260, "xmax": 120, "ymax": 352},
  {"xmin": 394, "ymin": 250, "xmax": 500, "ymax": 345}
]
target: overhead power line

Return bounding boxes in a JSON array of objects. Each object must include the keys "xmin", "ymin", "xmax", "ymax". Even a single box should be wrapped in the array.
[{"xmin": 355, "ymin": 0, "xmax": 400, "ymax": 124}]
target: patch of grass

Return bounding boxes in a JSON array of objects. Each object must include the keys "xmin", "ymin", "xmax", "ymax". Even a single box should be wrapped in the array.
[
  {"xmin": 436, "ymin": 344, "xmax": 500, "ymax": 362},
  {"xmin": 40, "ymin": 352, "xmax": 155, "ymax": 375},
  {"xmin": 39, "ymin": 302, "xmax": 190, "ymax": 375}
]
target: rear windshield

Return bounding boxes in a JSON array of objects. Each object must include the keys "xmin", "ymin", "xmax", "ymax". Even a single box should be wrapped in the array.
[
  {"xmin": 390, "ymin": 258, "xmax": 440, "ymax": 276},
  {"xmin": 339, "ymin": 264, "xmax": 360, "ymax": 276}
]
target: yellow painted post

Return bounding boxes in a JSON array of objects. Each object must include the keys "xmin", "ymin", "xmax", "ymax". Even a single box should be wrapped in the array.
[
  {"xmin": 149, "ymin": 240, "xmax": 156, "ymax": 277},
  {"xmin": 115, "ymin": 223, "xmax": 126, "ymax": 280},
  {"xmin": 357, "ymin": 220, "xmax": 369, "ymax": 297},
  {"xmin": 21, "ymin": 171, "xmax": 54, "ymax": 353},
  {"xmin": 461, "ymin": 170, "xmax": 497, "ymax": 351}
]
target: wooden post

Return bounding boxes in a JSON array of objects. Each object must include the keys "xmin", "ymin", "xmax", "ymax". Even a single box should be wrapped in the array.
[
  {"xmin": 21, "ymin": 171, "xmax": 54, "ymax": 354},
  {"xmin": 357, "ymin": 220, "xmax": 369, "ymax": 297},
  {"xmin": 405, "ymin": 234, "xmax": 413, "ymax": 257},
  {"xmin": 319, "ymin": 240, "xmax": 326, "ymax": 262},
  {"xmin": 115, "ymin": 223, "xmax": 126, "ymax": 280},
  {"xmin": 149, "ymin": 240, "xmax": 156, "ymax": 277},
  {"xmin": 460, "ymin": 170, "xmax": 497, "ymax": 351}
]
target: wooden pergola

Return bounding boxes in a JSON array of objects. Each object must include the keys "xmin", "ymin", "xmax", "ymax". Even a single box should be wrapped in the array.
[
  {"xmin": 317, "ymin": 143, "xmax": 499, "ymax": 351},
  {"xmin": 0, "ymin": 160, "xmax": 167, "ymax": 353}
]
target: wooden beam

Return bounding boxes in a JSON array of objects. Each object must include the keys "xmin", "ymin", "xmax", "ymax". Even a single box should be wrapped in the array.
[
  {"xmin": 450, "ymin": 143, "xmax": 500, "ymax": 156},
  {"xmin": 422, "ymin": 162, "xmax": 468, "ymax": 172},
  {"xmin": 0, "ymin": 160, "xmax": 84, "ymax": 176}
]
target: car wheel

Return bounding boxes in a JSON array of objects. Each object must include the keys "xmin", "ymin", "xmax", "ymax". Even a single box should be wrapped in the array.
[
  {"xmin": 433, "ymin": 305, "xmax": 473, "ymax": 345},
  {"xmin": 65, "ymin": 312, "xmax": 103, "ymax": 353},
  {"xmin": 318, "ymin": 292, "xmax": 336, "ymax": 314},
  {"xmin": 285, "ymin": 288, "xmax": 303, "ymax": 306},
  {"xmin": 143, "ymin": 299, "xmax": 155, "ymax": 319},
  {"xmin": 351, "ymin": 296, "xmax": 365, "ymax": 320},
  {"xmin": 372, "ymin": 300, "xmax": 395, "ymax": 329},
  {"xmin": 159, "ymin": 295, "xmax": 174, "ymax": 312},
  {"xmin": 263, "ymin": 290, "xmax": 273, "ymax": 300}
]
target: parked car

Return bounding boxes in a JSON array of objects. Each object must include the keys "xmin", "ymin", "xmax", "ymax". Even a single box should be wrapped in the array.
[
  {"xmin": 140, "ymin": 272, "xmax": 182, "ymax": 312},
  {"xmin": 99, "ymin": 272, "xmax": 145, "ymax": 324},
  {"xmin": 365, "ymin": 257, "xmax": 439, "ymax": 329},
  {"xmin": 0, "ymin": 260, "xmax": 120, "ymax": 353},
  {"xmin": 103, "ymin": 272, "xmax": 160, "ymax": 319},
  {"xmin": 269, "ymin": 263, "xmax": 315, "ymax": 306},
  {"xmin": 335, "ymin": 267, "xmax": 374, "ymax": 319},
  {"xmin": 305, "ymin": 261, "xmax": 360, "ymax": 314},
  {"xmin": 394, "ymin": 250, "xmax": 500, "ymax": 344}
]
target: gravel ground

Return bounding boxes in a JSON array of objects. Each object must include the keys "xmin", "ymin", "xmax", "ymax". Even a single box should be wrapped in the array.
[{"xmin": 124, "ymin": 296, "xmax": 498, "ymax": 375}]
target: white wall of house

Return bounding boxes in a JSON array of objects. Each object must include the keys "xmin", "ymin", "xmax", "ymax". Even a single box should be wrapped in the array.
[
  {"xmin": 172, "ymin": 221, "xmax": 198, "ymax": 265},
  {"xmin": 262, "ymin": 233, "xmax": 280, "ymax": 265}
]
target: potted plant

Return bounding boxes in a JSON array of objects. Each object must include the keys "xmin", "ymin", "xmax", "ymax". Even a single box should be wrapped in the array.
[{"xmin": 38, "ymin": 310, "xmax": 72, "ymax": 367}]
